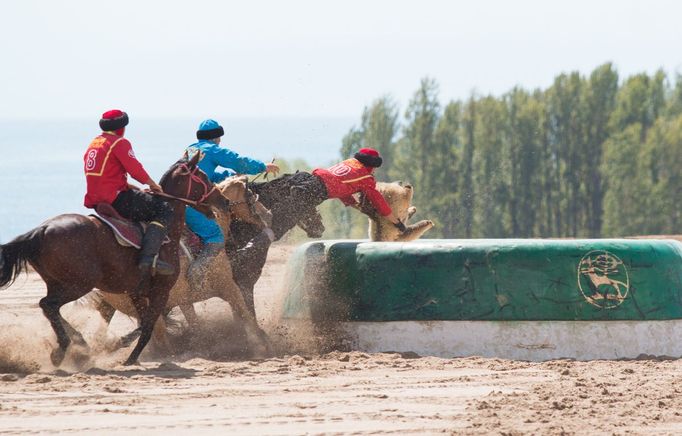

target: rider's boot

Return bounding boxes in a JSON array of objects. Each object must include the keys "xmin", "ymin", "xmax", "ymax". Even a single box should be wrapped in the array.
[{"xmin": 138, "ymin": 222, "xmax": 175, "ymax": 276}]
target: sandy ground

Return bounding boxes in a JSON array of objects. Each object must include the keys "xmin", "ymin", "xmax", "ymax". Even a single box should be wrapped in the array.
[{"xmin": 2, "ymin": 244, "xmax": 682, "ymax": 434}]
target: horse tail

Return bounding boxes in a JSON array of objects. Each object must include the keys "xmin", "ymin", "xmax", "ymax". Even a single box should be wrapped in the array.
[{"xmin": 0, "ymin": 227, "xmax": 45, "ymax": 289}]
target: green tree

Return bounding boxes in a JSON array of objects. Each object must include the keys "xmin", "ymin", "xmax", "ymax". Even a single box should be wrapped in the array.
[
  {"xmin": 602, "ymin": 124, "xmax": 650, "ymax": 235},
  {"xmin": 472, "ymin": 96, "xmax": 510, "ymax": 237},
  {"xmin": 641, "ymin": 115, "xmax": 682, "ymax": 233},
  {"xmin": 545, "ymin": 71, "xmax": 586, "ymax": 236},
  {"xmin": 666, "ymin": 74, "xmax": 682, "ymax": 117},
  {"xmin": 505, "ymin": 88, "xmax": 544, "ymax": 237},
  {"xmin": 610, "ymin": 70, "xmax": 666, "ymax": 139},
  {"xmin": 431, "ymin": 101, "xmax": 462, "ymax": 237},
  {"xmin": 459, "ymin": 96, "xmax": 476, "ymax": 237},
  {"xmin": 360, "ymin": 96, "xmax": 400, "ymax": 180},
  {"xmin": 582, "ymin": 63, "xmax": 619, "ymax": 236},
  {"xmin": 393, "ymin": 77, "xmax": 441, "ymax": 205}
]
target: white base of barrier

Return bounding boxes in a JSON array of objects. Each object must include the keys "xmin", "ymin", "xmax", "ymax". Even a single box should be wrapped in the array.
[{"xmin": 339, "ymin": 320, "xmax": 682, "ymax": 361}]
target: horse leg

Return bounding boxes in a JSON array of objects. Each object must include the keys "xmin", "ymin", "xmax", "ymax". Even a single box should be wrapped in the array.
[
  {"xmin": 239, "ymin": 284, "xmax": 256, "ymax": 318},
  {"xmin": 406, "ymin": 206, "xmax": 417, "ymax": 220},
  {"xmin": 121, "ymin": 303, "xmax": 173, "ymax": 354},
  {"xmin": 232, "ymin": 230, "xmax": 271, "ymax": 317},
  {"xmin": 93, "ymin": 298, "xmax": 117, "ymax": 324},
  {"xmin": 230, "ymin": 250, "xmax": 255, "ymax": 316},
  {"xmin": 118, "ymin": 328, "xmax": 142, "ymax": 348},
  {"xmin": 62, "ymin": 320, "xmax": 88, "ymax": 347},
  {"xmin": 151, "ymin": 316, "xmax": 173, "ymax": 355},
  {"xmin": 123, "ymin": 289, "xmax": 169, "ymax": 366},
  {"xmin": 218, "ymin": 282, "xmax": 271, "ymax": 356},
  {"xmin": 39, "ymin": 283, "xmax": 90, "ymax": 366}
]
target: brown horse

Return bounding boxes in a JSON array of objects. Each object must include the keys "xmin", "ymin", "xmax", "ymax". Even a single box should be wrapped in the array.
[
  {"xmin": 0, "ymin": 152, "xmax": 227, "ymax": 366},
  {"xmin": 85, "ymin": 176, "xmax": 272, "ymax": 354}
]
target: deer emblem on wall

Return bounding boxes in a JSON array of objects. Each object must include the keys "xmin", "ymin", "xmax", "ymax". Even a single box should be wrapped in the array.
[{"xmin": 577, "ymin": 251, "xmax": 630, "ymax": 309}]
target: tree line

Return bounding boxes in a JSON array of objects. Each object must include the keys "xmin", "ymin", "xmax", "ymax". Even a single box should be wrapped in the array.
[{"xmin": 302, "ymin": 63, "xmax": 682, "ymax": 240}]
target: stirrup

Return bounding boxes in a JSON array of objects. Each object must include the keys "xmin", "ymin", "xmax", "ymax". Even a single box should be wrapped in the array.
[{"xmin": 139, "ymin": 255, "xmax": 175, "ymax": 276}]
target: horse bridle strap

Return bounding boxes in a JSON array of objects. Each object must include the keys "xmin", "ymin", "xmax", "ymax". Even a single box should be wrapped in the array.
[
  {"xmin": 227, "ymin": 193, "xmax": 258, "ymax": 207},
  {"xmin": 149, "ymin": 163, "xmax": 217, "ymax": 207}
]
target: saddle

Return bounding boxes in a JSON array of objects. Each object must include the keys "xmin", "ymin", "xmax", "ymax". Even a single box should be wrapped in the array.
[
  {"xmin": 92, "ymin": 203, "xmax": 145, "ymax": 249},
  {"xmin": 92, "ymin": 204, "xmax": 203, "ymax": 259}
]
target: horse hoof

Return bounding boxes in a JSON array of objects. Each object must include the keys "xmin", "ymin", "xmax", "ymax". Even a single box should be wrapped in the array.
[
  {"xmin": 120, "ymin": 329, "xmax": 142, "ymax": 348},
  {"xmin": 50, "ymin": 348, "xmax": 66, "ymax": 367},
  {"xmin": 123, "ymin": 358, "xmax": 140, "ymax": 367}
]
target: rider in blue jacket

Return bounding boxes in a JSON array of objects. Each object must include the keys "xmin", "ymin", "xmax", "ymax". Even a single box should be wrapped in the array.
[
  {"xmin": 187, "ymin": 119, "xmax": 277, "ymax": 184},
  {"xmin": 185, "ymin": 119, "xmax": 279, "ymax": 281}
]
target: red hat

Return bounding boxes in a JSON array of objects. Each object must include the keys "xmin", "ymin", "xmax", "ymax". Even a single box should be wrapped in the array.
[
  {"xmin": 358, "ymin": 148, "xmax": 379, "ymax": 156},
  {"xmin": 99, "ymin": 109, "xmax": 129, "ymax": 131},
  {"xmin": 354, "ymin": 147, "xmax": 383, "ymax": 167}
]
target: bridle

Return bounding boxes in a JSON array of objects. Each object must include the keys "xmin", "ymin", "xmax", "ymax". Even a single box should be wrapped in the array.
[
  {"xmin": 224, "ymin": 187, "xmax": 260, "ymax": 217},
  {"xmin": 151, "ymin": 163, "xmax": 217, "ymax": 208}
]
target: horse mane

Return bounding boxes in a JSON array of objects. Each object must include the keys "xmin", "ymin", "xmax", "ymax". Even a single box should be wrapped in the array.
[
  {"xmin": 248, "ymin": 173, "xmax": 297, "ymax": 208},
  {"xmin": 159, "ymin": 156, "xmax": 190, "ymax": 186},
  {"xmin": 216, "ymin": 175, "xmax": 249, "ymax": 191}
]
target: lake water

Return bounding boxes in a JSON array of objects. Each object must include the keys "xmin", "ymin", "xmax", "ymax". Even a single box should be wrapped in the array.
[{"xmin": 0, "ymin": 117, "xmax": 353, "ymax": 242}]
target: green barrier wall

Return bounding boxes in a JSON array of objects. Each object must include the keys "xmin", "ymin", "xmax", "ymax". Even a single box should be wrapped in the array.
[{"xmin": 282, "ymin": 239, "xmax": 682, "ymax": 322}]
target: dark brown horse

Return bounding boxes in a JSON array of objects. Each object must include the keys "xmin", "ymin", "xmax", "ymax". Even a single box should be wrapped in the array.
[
  {"xmin": 0, "ymin": 152, "xmax": 227, "ymax": 366},
  {"xmin": 229, "ymin": 173, "xmax": 326, "ymax": 314}
]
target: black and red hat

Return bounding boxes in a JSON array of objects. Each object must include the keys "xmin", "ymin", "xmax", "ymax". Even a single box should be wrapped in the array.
[
  {"xmin": 354, "ymin": 147, "xmax": 383, "ymax": 168},
  {"xmin": 99, "ymin": 109, "xmax": 129, "ymax": 132}
]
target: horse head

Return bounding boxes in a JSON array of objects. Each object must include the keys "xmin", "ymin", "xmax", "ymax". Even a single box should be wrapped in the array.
[
  {"xmin": 297, "ymin": 207, "xmax": 325, "ymax": 238},
  {"xmin": 216, "ymin": 175, "xmax": 269, "ymax": 231},
  {"xmin": 159, "ymin": 152, "xmax": 229, "ymax": 216}
]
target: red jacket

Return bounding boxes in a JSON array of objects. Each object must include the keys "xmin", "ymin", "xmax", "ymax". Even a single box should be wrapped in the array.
[
  {"xmin": 83, "ymin": 133, "xmax": 151, "ymax": 208},
  {"xmin": 313, "ymin": 158, "xmax": 392, "ymax": 216}
]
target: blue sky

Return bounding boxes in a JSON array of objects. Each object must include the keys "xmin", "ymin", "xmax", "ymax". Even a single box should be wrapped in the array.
[{"xmin": 1, "ymin": 0, "xmax": 680, "ymax": 119}]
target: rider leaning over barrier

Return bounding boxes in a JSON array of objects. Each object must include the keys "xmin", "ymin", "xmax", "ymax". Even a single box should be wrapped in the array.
[
  {"xmin": 288, "ymin": 147, "xmax": 407, "ymax": 231},
  {"xmin": 184, "ymin": 119, "xmax": 279, "ymax": 272},
  {"xmin": 83, "ymin": 109, "xmax": 175, "ymax": 275}
]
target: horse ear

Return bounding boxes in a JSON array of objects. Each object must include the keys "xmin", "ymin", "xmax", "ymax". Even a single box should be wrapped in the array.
[
  {"xmin": 183, "ymin": 150, "xmax": 189, "ymax": 160},
  {"xmin": 188, "ymin": 150, "xmax": 202, "ymax": 167}
]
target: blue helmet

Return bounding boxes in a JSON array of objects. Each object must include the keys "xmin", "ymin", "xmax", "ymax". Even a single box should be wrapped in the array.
[{"xmin": 196, "ymin": 119, "xmax": 224, "ymax": 140}]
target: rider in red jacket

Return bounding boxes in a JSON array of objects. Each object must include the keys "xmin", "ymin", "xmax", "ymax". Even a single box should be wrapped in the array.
[
  {"xmin": 83, "ymin": 109, "xmax": 174, "ymax": 275},
  {"xmin": 289, "ymin": 148, "xmax": 406, "ymax": 230}
]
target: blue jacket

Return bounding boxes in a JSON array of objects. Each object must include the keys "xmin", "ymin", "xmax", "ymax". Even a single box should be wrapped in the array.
[{"xmin": 186, "ymin": 140, "xmax": 267, "ymax": 183}]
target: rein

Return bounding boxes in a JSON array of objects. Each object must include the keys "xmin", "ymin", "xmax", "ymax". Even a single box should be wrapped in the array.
[{"xmin": 250, "ymin": 158, "xmax": 276, "ymax": 183}]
